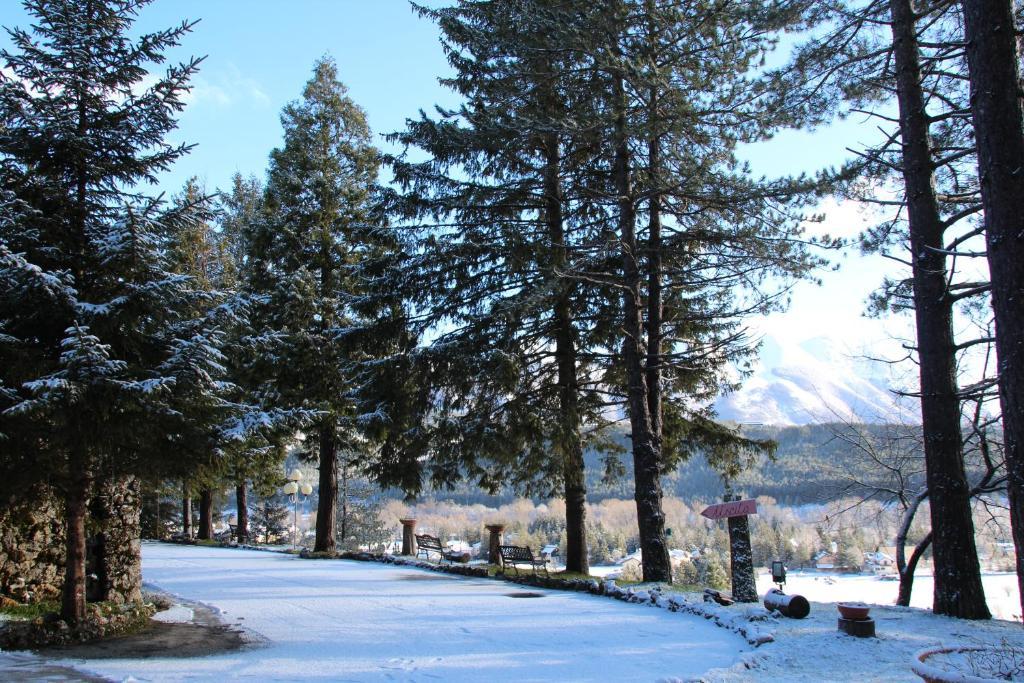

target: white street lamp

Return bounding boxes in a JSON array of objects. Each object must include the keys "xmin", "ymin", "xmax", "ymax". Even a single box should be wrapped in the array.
[{"xmin": 281, "ymin": 470, "xmax": 311, "ymax": 551}]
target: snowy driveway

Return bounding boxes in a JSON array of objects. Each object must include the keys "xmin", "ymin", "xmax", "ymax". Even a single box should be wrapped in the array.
[{"xmin": 58, "ymin": 543, "xmax": 747, "ymax": 681}]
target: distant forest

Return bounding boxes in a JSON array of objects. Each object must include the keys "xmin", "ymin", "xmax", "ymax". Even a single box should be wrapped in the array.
[{"xmin": 421, "ymin": 422, "xmax": 954, "ymax": 507}]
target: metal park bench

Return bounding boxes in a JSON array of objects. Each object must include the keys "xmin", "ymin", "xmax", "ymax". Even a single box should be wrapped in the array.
[
  {"xmin": 499, "ymin": 544, "xmax": 549, "ymax": 577},
  {"xmin": 415, "ymin": 533, "xmax": 448, "ymax": 563},
  {"xmin": 228, "ymin": 524, "xmax": 249, "ymax": 544}
]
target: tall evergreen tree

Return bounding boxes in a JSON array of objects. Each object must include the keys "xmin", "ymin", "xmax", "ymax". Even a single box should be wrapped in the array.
[
  {"xmin": 0, "ymin": 0, "xmax": 204, "ymax": 623},
  {"xmin": 214, "ymin": 173, "xmax": 294, "ymax": 544},
  {"xmin": 386, "ymin": 0, "xmax": 616, "ymax": 574},
  {"xmin": 249, "ymin": 57, "xmax": 386, "ymax": 554},
  {"xmin": 588, "ymin": 0, "xmax": 831, "ymax": 581}
]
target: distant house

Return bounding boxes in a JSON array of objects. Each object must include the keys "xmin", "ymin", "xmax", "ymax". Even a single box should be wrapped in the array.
[
  {"xmin": 814, "ymin": 552, "xmax": 837, "ymax": 570},
  {"xmin": 616, "ymin": 548, "xmax": 692, "ymax": 567},
  {"xmin": 864, "ymin": 550, "xmax": 895, "ymax": 573},
  {"xmin": 815, "ymin": 548, "xmax": 869, "ymax": 572}
]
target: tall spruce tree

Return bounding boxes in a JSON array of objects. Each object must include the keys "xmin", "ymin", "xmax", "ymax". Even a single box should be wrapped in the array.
[
  {"xmin": 385, "ymin": 0, "xmax": 619, "ymax": 574},
  {"xmin": 585, "ymin": 0, "xmax": 832, "ymax": 581},
  {"xmin": 0, "ymin": 0, "xmax": 205, "ymax": 623},
  {"xmin": 249, "ymin": 57, "xmax": 385, "ymax": 554},
  {"xmin": 214, "ymin": 173, "xmax": 295, "ymax": 543}
]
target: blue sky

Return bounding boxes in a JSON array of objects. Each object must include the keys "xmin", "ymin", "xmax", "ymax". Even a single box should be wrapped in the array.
[{"xmin": 0, "ymin": 1, "xmax": 915, "ymax": 388}]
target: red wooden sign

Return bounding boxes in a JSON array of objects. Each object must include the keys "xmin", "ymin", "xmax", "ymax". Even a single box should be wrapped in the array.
[{"xmin": 701, "ymin": 499, "xmax": 758, "ymax": 520}]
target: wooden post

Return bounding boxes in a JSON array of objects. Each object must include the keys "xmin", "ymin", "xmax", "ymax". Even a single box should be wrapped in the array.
[
  {"xmin": 399, "ymin": 518, "xmax": 417, "ymax": 556},
  {"xmin": 485, "ymin": 524, "xmax": 505, "ymax": 565},
  {"xmin": 702, "ymin": 490, "xmax": 758, "ymax": 603},
  {"xmin": 727, "ymin": 505, "xmax": 757, "ymax": 602}
]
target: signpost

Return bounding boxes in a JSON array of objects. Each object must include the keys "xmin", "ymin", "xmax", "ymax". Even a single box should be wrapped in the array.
[
  {"xmin": 702, "ymin": 497, "xmax": 758, "ymax": 602},
  {"xmin": 700, "ymin": 498, "xmax": 757, "ymax": 519}
]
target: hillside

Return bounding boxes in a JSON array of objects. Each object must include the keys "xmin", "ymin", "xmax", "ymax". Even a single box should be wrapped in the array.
[{"xmin": 422, "ymin": 422, "xmax": 927, "ymax": 506}]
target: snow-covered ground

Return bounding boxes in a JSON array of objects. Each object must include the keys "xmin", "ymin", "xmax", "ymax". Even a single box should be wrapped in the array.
[
  {"xmin": 3, "ymin": 546, "xmax": 1021, "ymax": 681},
  {"xmin": 40, "ymin": 543, "xmax": 748, "ymax": 681},
  {"xmin": 754, "ymin": 570, "xmax": 1021, "ymax": 622},
  {"xmin": 592, "ymin": 565, "xmax": 1019, "ymax": 621}
]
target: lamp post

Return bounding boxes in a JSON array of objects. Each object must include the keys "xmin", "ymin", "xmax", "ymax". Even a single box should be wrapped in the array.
[{"xmin": 282, "ymin": 469, "xmax": 313, "ymax": 551}]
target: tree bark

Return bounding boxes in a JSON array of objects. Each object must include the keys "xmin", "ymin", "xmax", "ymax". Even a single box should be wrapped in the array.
[
  {"xmin": 889, "ymin": 0, "xmax": 990, "ymax": 619},
  {"xmin": 315, "ymin": 420, "xmax": 338, "ymax": 552},
  {"xmin": 894, "ymin": 490, "xmax": 927, "ymax": 605},
  {"xmin": 897, "ymin": 532, "xmax": 932, "ymax": 607},
  {"xmin": 727, "ymin": 513, "xmax": 757, "ymax": 602},
  {"xmin": 198, "ymin": 489, "xmax": 214, "ymax": 540},
  {"xmin": 61, "ymin": 450, "xmax": 91, "ymax": 624},
  {"xmin": 235, "ymin": 482, "xmax": 248, "ymax": 542},
  {"xmin": 613, "ymin": 71, "xmax": 671, "ymax": 583},
  {"xmin": 960, "ymin": 0, "xmax": 1024, "ymax": 620},
  {"xmin": 340, "ymin": 457, "xmax": 349, "ymax": 547},
  {"xmin": 181, "ymin": 482, "xmax": 192, "ymax": 539},
  {"xmin": 645, "ymin": 82, "xmax": 664, "ymax": 456},
  {"xmin": 543, "ymin": 131, "xmax": 589, "ymax": 575}
]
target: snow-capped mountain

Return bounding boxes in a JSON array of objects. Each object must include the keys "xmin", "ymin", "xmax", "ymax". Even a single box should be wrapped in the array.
[{"xmin": 714, "ymin": 335, "xmax": 914, "ymax": 426}]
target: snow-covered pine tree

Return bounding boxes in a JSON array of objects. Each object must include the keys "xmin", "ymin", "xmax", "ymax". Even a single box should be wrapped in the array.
[
  {"xmin": 216, "ymin": 173, "xmax": 305, "ymax": 544},
  {"xmin": 248, "ymin": 57, "xmax": 390, "ymax": 554},
  {"xmin": 546, "ymin": 0, "xmax": 832, "ymax": 581},
  {"xmin": 336, "ymin": 451, "xmax": 388, "ymax": 552},
  {"xmin": 385, "ymin": 0, "xmax": 618, "ymax": 574},
  {"xmin": 0, "ymin": 0, "xmax": 209, "ymax": 624},
  {"xmin": 250, "ymin": 494, "xmax": 290, "ymax": 545}
]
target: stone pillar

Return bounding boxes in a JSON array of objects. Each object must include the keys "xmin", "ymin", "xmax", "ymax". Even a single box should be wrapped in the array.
[
  {"xmin": 485, "ymin": 524, "xmax": 505, "ymax": 565},
  {"xmin": 400, "ymin": 518, "xmax": 417, "ymax": 555},
  {"xmin": 98, "ymin": 476, "xmax": 143, "ymax": 604}
]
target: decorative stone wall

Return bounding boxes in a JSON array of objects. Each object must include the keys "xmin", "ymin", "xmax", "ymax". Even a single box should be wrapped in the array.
[
  {"xmin": 0, "ymin": 477, "xmax": 142, "ymax": 605},
  {"xmin": 0, "ymin": 485, "xmax": 65, "ymax": 602}
]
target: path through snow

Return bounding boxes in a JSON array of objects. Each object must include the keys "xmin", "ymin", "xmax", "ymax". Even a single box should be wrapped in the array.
[{"xmin": 52, "ymin": 543, "xmax": 748, "ymax": 681}]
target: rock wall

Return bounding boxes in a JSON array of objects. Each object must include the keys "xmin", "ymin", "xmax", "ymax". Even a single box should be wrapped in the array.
[
  {"xmin": 88, "ymin": 477, "xmax": 142, "ymax": 604},
  {"xmin": 0, "ymin": 486, "xmax": 65, "ymax": 602},
  {"xmin": 0, "ymin": 477, "xmax": 142, "ymax": 605}
]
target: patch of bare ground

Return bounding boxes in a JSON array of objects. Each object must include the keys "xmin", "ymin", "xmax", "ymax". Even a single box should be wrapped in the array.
[{"xmin": 41, "ymin": 589, "xmax": 261, "ymax": 661}]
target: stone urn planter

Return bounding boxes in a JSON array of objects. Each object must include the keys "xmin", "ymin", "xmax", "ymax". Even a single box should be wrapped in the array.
[
  {"xmin": 837, "ymin": 602, "xmax": 870, "ymax": 620},
  {"xmin": 912, "ymin": 646, "xmax": 1024, "ymax": 683},
  {"xmin": 836, "ymin": 602, "xmax": 874, "ymax": 637}
]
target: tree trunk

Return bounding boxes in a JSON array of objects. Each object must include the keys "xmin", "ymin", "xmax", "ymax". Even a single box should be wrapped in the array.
[
  {"xmin": 198, "ymin": 489, "xmax": 214, "ymax": 540},
  {"xmin": 894, "ymin": 491, "xmax": 927, "ymax": 605},
  {"xmin": 889, "ymin": 0, "xmax": 990, "ymax": 619},
  {"xmin": 181, "ymin": 483, "xmax": 192, "ymax": 539},
  {"xmin": 613, "ymin": 71, "xmax": 671, "ymax": 583},
  {"xmin": 960, "ymin": 0, "xmax": 1024, "ymax": 620},
  {"xmin": 645, "ymin": 95, "xmax": 663, "ymax": 457},
  {"xmin": 62, "ymin": 452, "xmax": 91, "ymax": 624},
  {"xmin": 727, "ymin": 513, "xmax": 757, "ymax": 602},
  {"xmin": 235, "ymin": 482, "xmax": 248, "ymax": 542},
  {"xmin": 340, "ymin": 458, "xmax": 349, "ymax": 547},
  {"xmin": 315, "ymin": 420, "xmax": 338, "ymax": 553},
  {"xmin": 897, "ymin": 532, "xmax": 932, "ymax": 606},
  {"xmin": 543, "ymin": 130, "xmax": 589, "ymax": 575}
]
